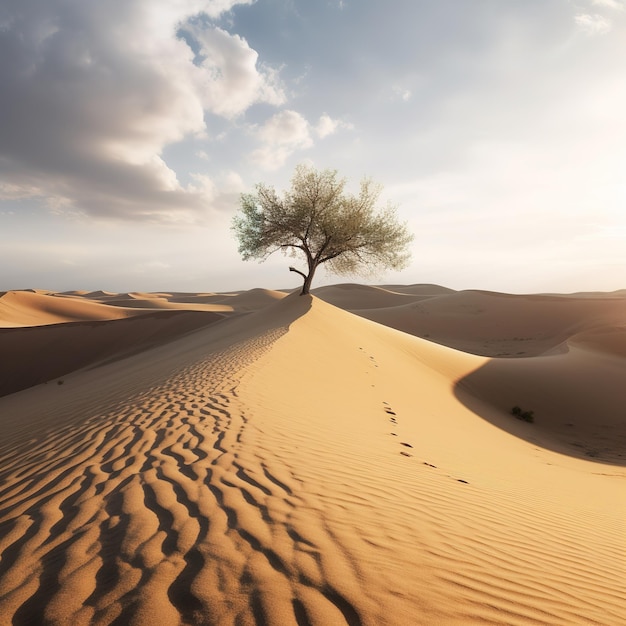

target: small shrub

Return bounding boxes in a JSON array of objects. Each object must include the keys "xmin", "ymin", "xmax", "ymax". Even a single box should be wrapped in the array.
[{"xmin": 511, "ymin": 406, "xmax": 534, "ymax": 423}]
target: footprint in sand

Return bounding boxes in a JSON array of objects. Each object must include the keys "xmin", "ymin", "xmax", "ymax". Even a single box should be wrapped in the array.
[
  {"xmin": 383, "ymin": 403, "xmax": 415, "ymax": 455},
  {"xmin": 384, "ymin": 404, "xmax": 397, "ymax": 423}
]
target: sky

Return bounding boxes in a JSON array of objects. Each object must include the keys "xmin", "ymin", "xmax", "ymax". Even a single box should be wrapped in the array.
[{"xmin": 1, "ymin": 0, "xmax": 624, "ymax": 294}]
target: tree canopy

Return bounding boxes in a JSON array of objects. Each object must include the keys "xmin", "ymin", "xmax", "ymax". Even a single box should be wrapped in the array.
[{"xmin": 232, "ymin": 164, "xmax": 414, "ymax": 295}]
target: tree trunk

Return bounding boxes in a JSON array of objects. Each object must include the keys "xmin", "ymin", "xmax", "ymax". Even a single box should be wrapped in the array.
[
  {"xmin": 300, "ymin": 271, "xmax": 314, "ymax": 295},
  {"xmin": 290, "ymin": 263, "xmax": 317, "ymax": 295}
]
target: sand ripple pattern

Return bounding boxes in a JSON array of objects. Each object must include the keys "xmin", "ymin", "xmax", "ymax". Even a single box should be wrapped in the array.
[{"xmin": 0, "ymin": 328, "xmax": 363, "ymax": 626}]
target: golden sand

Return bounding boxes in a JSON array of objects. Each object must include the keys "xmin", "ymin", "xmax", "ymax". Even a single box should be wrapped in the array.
[{"xmin": 0, "ymin": 285, "xmax": 624, "ymax": 625}]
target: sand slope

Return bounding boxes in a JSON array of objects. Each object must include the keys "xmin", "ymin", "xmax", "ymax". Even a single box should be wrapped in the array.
[
  {"xmin": 348, "ymin": 288, "xmax": 626, "ymax": 357},
  {"xmin": 0, "ymin": 310, "xmax": 224, "ymax": 398},
  {"xmin": 0, "ymin": 290, "xmax": 624, "ymax": 625},
  {"xmin": 0, "ymin": 288, "xmax": 289, "ymax": 398}
]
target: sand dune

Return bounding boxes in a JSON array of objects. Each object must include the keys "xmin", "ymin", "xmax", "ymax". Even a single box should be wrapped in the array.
[
  {"xmin": 0, "ymin": 290, "xmax": 142, "ymax": 327},
  {"xmin": 104, "ymin": 297, "xmax": 233, "ymax": 313},
  {"xmin": 67, "ymin": 290, "xmax": 121, "ymax": 300},
  {"xmin": 0, "ymin": 288, "xmax": 286, "ymax": 329},
  {"xmin": 0, "ymin": 287, "xmax": 624, "ymax": 625},
  {"xmin": 458, "ymin": 342, "xmax": 626, "ymax": 462},
  {"xmin": 312, "ymin": 283, "xmax": 424, "ymax": 310},
  {"xmin": 379, "ymin": 283, "xmax": 456, "ymax": 296},
  {"xmin": 568, "ymin": 325, "xmax": 626, "ymax": 358},
  {"xmin": 0, "ymin": 310, "xmax": 224, "ymax": 398},
  {"xmin": 210, "ymin": 288, "xmax": 289, "ymax": 312},
  {"xmin": 350, "ymin": 288, "xmax": 626, "ymax": 357}
]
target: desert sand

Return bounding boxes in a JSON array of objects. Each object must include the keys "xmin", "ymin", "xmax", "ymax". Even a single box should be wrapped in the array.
[{"xmin": 0, "ymin": 284, "xmax": 624, "ymax": 625}]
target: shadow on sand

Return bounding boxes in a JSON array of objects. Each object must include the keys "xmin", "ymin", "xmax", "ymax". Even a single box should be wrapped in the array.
[{"xmin": 453, "ymin": 351, "xmax": 626, "ymax": 467}]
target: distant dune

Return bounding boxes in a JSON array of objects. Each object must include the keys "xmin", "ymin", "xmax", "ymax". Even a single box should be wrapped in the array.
[
  {"xmin": 312, "ymin": 282, "xmax": 425, "ymax": 309},
  {"xmin": 0, "ymin": 290, "xmax": 141, "ymax": 327},
  {"xmin": 0, "ymin": 285, "xmax": 624, "ymax": 625},
  {"xmin": 330, "ymin": 286, "xmax": 626, "ymax": 358}
]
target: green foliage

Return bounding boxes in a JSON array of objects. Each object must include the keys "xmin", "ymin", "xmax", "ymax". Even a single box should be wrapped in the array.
[
  {"xmin": 511, "ymin": 406, "xmax": 534, "ymax": 423},
  {"xmin": 232, "ymin": 164, "xmax": 414, "ymax": 294}
]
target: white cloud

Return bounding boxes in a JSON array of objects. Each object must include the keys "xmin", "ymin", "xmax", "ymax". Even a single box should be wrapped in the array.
[
  {"xmin": 188, "ymin": 25, "xmax": 285, "ymax": 118},
  {"xmin": 250, "ymin": 110, "xmax": 351, "ymax": 169},
  {"xmin": 187, "ymin": 169, "xmax": 245, "ymax": 212},
  {"xmin": 251, "ymin": 110, "xmax": 313, "ymax": 169},
  {"xmin": 315, "ymin": 113, "xmax": 352, "ymax": 138},
  {"xmin": 0, "ymin": 0, "xmax": 280, "ymax": 221},
  {"xmin": 574, "ymin": 13, "xmax": 612, "ymax": 35},
  {"xmin": 392, "ymin": 86, "xmax": 412, "ymax": 102},
  {"xmin": 315, "ymin": 114, "xmax": 339, "ymax": 138},
  {"xmin": 257, "ymin": 110, "xmax": 313, "ymax": 146},
  {"xmin": 591, "ymin": 0, "xmax": 624, "ymax": 10},
  {"xmin": 0, "ymin": 182, "xmax": 44, "ymax": 200}
]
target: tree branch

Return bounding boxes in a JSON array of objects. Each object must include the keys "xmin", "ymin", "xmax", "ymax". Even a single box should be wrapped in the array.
[
  {"xmin": 289, "ymin": 266, "xmax": 307, "ymax": 279},
  {"xmin": 319, "ymin": 248, "xmax": 346, "ymax": 264},
  {"xmin": 314, "ymin": 235, "xmax": 332, "ymax": 262}
]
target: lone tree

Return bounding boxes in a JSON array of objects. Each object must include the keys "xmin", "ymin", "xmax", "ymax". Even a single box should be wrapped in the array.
[{"xmin": 232, "ymin": 165, "xmax": 413, "ymax": 295}]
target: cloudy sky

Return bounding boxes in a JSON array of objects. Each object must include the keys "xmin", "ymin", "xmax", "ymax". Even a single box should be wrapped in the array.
[{"xmin": 1, "ymin": 0, "xmax": 624, "ymax": 294}]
